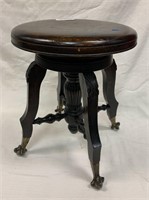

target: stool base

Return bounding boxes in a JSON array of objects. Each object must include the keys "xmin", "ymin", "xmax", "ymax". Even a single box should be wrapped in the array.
[{"xmin": 14, "ymin": 57, "xmax": 120, "ymax": 189}]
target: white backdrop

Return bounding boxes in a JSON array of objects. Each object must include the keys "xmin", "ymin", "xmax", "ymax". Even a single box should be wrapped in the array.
[{"xmin": 1, "ymin": 0, "xmax": 149, "ymax": 199}]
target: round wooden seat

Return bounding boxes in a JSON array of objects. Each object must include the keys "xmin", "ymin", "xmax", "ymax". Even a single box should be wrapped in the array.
[{"xmin": 11, "ymin": 19, "xmax": 137, "ymax": 57}]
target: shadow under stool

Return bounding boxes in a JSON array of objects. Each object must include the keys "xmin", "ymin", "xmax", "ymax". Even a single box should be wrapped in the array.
[{"xmin": 11, "ymin": 19, "xmax": 137, "ymax": 189}]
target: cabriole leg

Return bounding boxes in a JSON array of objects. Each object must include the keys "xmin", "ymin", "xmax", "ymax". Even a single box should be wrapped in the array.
[
  {"xmin": 79, "ymin": 72, "xmax": 104, "ymax": 190},
  {"xmin": 102, "ymin": 59, "xmax": 120, "ymax": 130},
  {"xmin": 14, "ymin": 61, "xmax": 47, "ymax": 155}
]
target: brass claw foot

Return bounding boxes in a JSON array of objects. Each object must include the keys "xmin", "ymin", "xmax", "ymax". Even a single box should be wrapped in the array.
[
  {"xmin": 14, "ymin": 137, "xmax": 30, "ymax": 156},
  {"xmin": 55, "ymin": 104, "xmax": 64, "ymax": 114},
  {"xmin": 110, "ymin": 117, "xmax": 120, "ymax": 130},
  {"xmin": 91, "ymin": 176, "xmax": 104, "ymax": 190},
  {"xmin": 111, "ymin": 122, "xmax": 120, "ymax": 130},
  {"xmin": 14, "ymin": 145, "xmax": 27, "ymax": 156}
]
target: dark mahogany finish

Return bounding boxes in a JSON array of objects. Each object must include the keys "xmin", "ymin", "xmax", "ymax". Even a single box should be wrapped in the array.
[
  {"xmin": 11, "ymin": 19, "xmax": 137, "ymax": 189},
  {"xmin": 11, "ymin": 19, "xmax": 137, "ymax": 56}
]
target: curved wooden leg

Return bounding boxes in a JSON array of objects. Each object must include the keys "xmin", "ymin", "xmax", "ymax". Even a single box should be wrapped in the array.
[
  {"xmin": 79, "ymin": 72, "xmax": 104, "ymax": 190},
  {"xmin": 14, "ymin": 61, "xmax": 47, "ymax": 155},
  {"xmin": 102, "ymin": 59, "xmax": 120, "ymax": 130}
]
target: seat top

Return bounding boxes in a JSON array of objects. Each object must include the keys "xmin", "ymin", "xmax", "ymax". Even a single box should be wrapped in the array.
[{"xmin": 11, "ymin": 19, "xmax": 137, "ymax": 57}]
